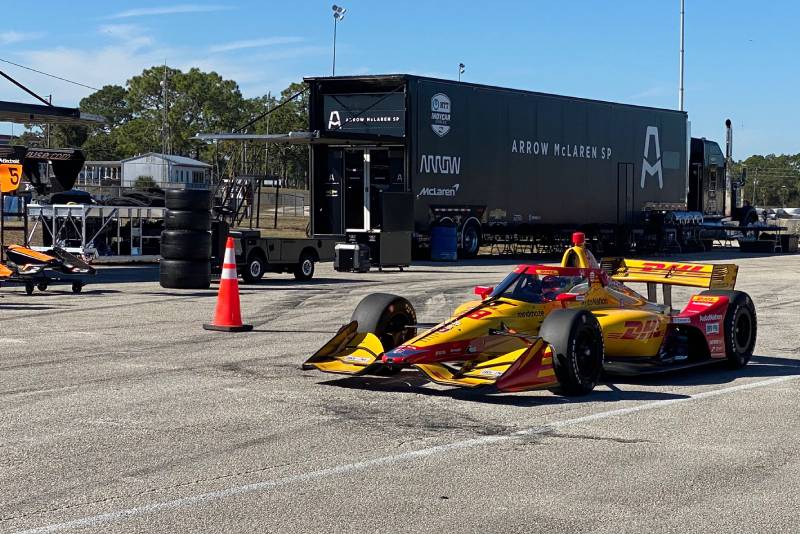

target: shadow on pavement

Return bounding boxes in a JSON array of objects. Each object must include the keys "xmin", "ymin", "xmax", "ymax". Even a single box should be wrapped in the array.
[
  {"xmin": 318, "ymin": 373, "xmax": 689, "ymax": 407},
  {"xmin": 607, "ymin": 354, "xmax": 800, "ymax": 388},
  {"xmin": 94, "ymin": 266, "xmax": 159, "ymax": 284},
  {"xmin": 317, "ymin": 354, "xmax": 799, "ymax": 407}
]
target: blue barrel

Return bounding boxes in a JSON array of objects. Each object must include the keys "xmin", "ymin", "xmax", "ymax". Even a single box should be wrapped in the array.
[{"xmin": 430, "ymin": 222, "xmax": 458, "ymax": 261}]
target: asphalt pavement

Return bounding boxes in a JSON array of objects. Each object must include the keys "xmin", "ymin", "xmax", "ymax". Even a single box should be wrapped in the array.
[{"xmin": 1, "ymin": 251, "xmax": 798, "ymax": 533}]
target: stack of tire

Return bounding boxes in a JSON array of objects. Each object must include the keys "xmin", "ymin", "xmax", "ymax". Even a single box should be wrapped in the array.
[{"xmin": 160, "ymin": 189, "xmax": 212, "ymax": 289}]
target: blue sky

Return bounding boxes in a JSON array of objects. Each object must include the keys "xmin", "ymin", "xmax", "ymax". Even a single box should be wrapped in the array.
[{"xmin": 0, "ymin": 0, "xmax": 796, "ymax": 157}]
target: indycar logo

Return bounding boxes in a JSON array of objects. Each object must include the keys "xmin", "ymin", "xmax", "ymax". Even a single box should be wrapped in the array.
[
  {"xmin": 640, "ymin": 126, "xmax": 663, "ymax": 189},
  {"xmin": 431, "ymin": 93, "xmax": 451, "ymax": 137}
]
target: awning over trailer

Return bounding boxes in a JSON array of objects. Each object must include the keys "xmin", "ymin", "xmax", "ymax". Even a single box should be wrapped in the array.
[
  {"xmin": 193, "ymin": 130, "xmax": 397, "ymax": 145},
  {"xmin": 194, "ymin": 131, "xmax": 317, "ymax": 144},
  {"xmin": 0, "ymin": 100, "xmax": 105, "ymax": 125}
]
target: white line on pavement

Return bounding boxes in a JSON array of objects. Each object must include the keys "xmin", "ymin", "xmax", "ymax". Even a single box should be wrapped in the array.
[{"xmin": 15, "ymin": 373, "xmax": 799, "ymax": 534}]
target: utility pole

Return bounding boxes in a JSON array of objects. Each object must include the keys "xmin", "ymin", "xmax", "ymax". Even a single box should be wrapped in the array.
[
  {"xmin": 678, "ymin": 0, "xmax": 685, "ymax": 111},
  {"xmin": 161, "ymin": 62, "xmax": 169, "ymax": 185},
  {"xmin": 458, "ymin": 63, "xmax": 465, "ymax": 82},
  {"xmin": 46, "ymin": 94, "xmax": 52, "ymax": 148}
]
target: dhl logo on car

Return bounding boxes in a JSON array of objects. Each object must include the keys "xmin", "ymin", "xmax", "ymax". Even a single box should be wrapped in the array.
[
  {"xmin": 640, "ymin": 262, "xmax": 707, "ymax": 273},
  {"xmin": 692, "ymin": 296, "xmax": 721, "ymax": 303},
  {"xmin": 607, "ymin": 319, "xmax": 664, "ymax": 341}
]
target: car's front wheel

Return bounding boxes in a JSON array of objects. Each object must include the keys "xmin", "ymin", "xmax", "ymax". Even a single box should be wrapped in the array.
[{"xmin": 540, "ymin": 309, "xmax": 604, "ymax": 395}]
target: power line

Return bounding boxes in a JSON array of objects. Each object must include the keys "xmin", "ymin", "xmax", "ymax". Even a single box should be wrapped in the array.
[{"xmin": 0, "ymin": 57, "xmax": 100, "ymax": 91}]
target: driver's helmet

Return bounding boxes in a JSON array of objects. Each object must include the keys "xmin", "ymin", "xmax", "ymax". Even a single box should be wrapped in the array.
[{"xmin": 540, "ymin": 275, "xmax": 562, "ymax": 301}]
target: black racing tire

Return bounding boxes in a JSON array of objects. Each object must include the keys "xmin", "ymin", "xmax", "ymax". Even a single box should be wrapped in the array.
[
  {"xmin": 160, "ymin": 230, "xmax": 212, "ymax": 260},
  {"xmin": 159, "ymin": 259, "xmax": 211, "ymax": 289},
  {"xmin": 25, "ymin": 281, "xmax": 35, "ymax": 295},
  {"xmin": 165, "ymin": 189, "xmax": 212, "ymax": 211},
  {"xmin": 293, "ymin": 251, "xmax": 316, "ymax": 281},
  {"xmin": 699, "ymin": 290, "xmax": 757, "ymax": 368},
  {"xmin": 37, "ymin": 282, "xmax": 48, "ymax": 292},
  {"xmin": 71, "ymin": 281, "xmax": 84, "ymax": 294},
  {"xmin": 241, "ymin": 251, "xmax": 266, "ymax": 283},
  {"xmin": 351, "ymin": 293, "xmax": 417, "ymax": 353},
  {"xmin": 460, "ymin": 220, "xmax": 482, "ymax": 258},
  {"xmin": 540, "ymin": 309, "xmax": 604, "ymax": 396},
  {"xmin": 165, "ymin": 209, "xmax": 211, "ymax": 231}
]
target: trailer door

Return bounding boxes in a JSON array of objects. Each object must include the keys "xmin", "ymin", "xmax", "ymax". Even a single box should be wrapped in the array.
[
  {"xmin": 617, "ymin": 162, "xmax": 634, "ymax": 225},
  {"xmin": 344, "ymin": 148, "xmax": 366, "ymax": 231}
]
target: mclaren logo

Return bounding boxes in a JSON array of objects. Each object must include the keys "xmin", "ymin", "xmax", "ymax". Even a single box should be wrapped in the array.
[
  {"xmin": 417, "ymin": 184, "xmax": 459, "ymax": 198},
  {"xmin": 640, "ymin": 126, "xmax": 663, "ymax": 189}
]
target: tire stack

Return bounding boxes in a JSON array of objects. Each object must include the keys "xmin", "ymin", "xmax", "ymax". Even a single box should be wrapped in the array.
[{"xmin": 160, "ymin": 189, "xmax": 212, "ymax": 289}]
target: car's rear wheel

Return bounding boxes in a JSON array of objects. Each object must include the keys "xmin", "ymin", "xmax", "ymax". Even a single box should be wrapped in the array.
[
  {"xmin": 700, "ymin": 290, "xmax": 757, "ymax": 368},
  {"xmin": 540, "ymin": 309, "xmax": 604, "ymax": 395}
]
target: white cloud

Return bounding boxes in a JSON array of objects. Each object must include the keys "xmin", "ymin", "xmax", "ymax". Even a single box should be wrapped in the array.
[
  {"xmin": 0, "ymin": 31, "xmax": 44, "ymax": 45},
  {"xmin": 208, "ymin": 37, "xmax": 305, "ymax": 54},
  {"xmin": 97, "ymin": 24, "xmax": 154, "ymax": 50},
  {"xmin": 0, "ymin": 26, "xmax": 325, "ymax": 108},
  {"xmin": 105, "ymin": 4, "xmax": 231, "ymax": 20}
]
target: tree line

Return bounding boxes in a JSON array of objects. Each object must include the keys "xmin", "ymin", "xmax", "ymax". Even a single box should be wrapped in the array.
[
  {"xmin": 14, "ymin": 66, "xmax": 309, "ymax": 189},
  {"xmin": 731, "ymin": 154, "xmax": 800, "ymax": 208}
]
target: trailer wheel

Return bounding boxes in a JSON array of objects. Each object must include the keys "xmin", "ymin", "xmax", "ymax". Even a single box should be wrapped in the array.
[
  {"xmin": 242, "ymin": 251, "xmax": 266, "ymax": 283},
  {"xmin": 540, "ymin": 309, "xmax": 604, "ymax": 396},
  {"xmin": 461, "ymin": 220, "xmax": 481, "ymax": 258},
  {"xmin": 293, "ymin": 251, "xmax": 316, "ymax": 281}
]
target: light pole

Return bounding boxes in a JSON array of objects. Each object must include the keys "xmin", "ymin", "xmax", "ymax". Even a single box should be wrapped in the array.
[
  {"xmin": 332, "ymin": 4, "xmax": 346, "ymax": 76},
  {"xmin": 458, "ymin": 63, "xmax": 465, "ymax": 81},
  {"xmin": 678, "ymin": 0, "xmax": 685, "ymax": 110}
]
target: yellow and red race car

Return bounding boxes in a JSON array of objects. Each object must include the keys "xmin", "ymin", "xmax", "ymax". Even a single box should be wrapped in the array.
[{"xmin": 303, "ymin": 233, "xmax": 757, "ymax": 395}]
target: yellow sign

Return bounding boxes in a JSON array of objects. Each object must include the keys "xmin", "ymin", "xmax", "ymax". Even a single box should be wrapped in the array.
[{"xmin": 0, "ymin": 163, "xmax": 23, "ymax": 193}]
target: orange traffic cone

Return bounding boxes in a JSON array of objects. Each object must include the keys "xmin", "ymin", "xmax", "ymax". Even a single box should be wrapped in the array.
[{"xmin": 203, "ymin": 237, "xmax": 253, "ymax": 332}]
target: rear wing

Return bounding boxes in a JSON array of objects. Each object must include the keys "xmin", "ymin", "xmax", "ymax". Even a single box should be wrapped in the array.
[{"xmin": 601, "ymin": 258, "xmax": 738, "ymax": 290}]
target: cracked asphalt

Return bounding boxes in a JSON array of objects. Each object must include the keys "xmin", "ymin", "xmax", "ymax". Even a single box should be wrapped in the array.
[{"xmin": 1, "ymin": 251, "xmax": 799, "ymax": 533}]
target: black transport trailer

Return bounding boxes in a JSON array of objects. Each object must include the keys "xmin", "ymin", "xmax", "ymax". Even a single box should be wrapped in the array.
[{"xmin": 306, "ymin": 74, "xmax": 745, "ymax": 255}]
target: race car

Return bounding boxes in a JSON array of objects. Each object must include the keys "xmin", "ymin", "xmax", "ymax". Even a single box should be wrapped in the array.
[
  {"xmin": 2, "ymin": 244, "xmax": 94, "ymax": 294},
  {"xmin": 303, "ymin": 233, "xmax": 757, "ymax": 395}
]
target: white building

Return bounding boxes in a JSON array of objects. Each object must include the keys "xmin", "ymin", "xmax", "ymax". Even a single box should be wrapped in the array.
[
  {"xmin": 121, "ymin": 153, "xmax": 211, "ymax": 189},
  {"xmin": 78, "ymin": 161, "xmax": 122, "ymax": 185}
]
